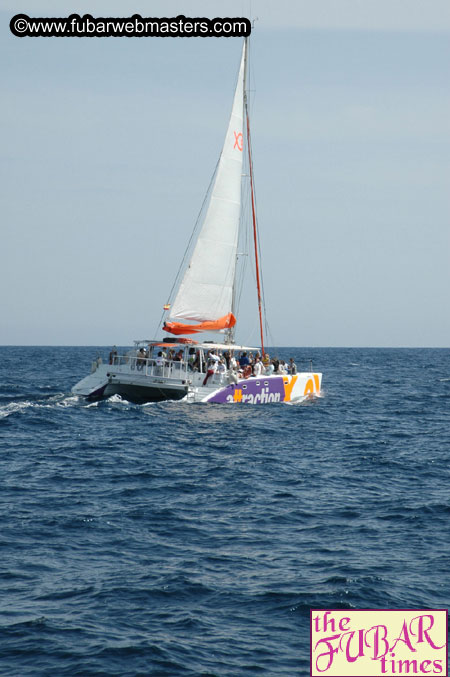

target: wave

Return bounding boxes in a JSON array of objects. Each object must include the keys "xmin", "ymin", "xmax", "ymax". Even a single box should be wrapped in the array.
[
  {"xmin": 285, "ymin": 392, "xmax": 324, "ymax": 406},
  {"xmin": 0, "ymin": 399, "xmax": 35, "ymax": 419},
  {"xmin": 106, "ymin": 394, "xmax": 129, "ymax": 404},
  {"xmin": 0, "ymin": 393, "xmax": 95, "ymax": 419}
]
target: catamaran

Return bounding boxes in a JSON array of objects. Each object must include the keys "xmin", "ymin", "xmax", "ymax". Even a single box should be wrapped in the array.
[{"xmin": 72, "ymin": 39, "xmax": 322, "ymax": 404}]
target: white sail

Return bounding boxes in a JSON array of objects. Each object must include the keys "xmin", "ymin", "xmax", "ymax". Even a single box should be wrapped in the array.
[{"xmin": 169, "ymin": 42, "xmax": 246, "ymax": 323}]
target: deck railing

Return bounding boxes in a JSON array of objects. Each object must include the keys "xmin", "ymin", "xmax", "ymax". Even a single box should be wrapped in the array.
[
  {"xmin": 110, "ymin": 355, "xmax": 191, "ymax": 380},
  {"xmin": 109, "ymin": 354, "xmax": 230, "ymax": 386}
]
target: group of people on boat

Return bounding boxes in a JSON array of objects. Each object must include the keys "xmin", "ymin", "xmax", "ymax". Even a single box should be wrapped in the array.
[
  {"xmin": 109, "ymin": 344, "xmax": 298, "ymax": 384},
  {"xmin": 137, "ymin": 347, "xmax": 184, "ymax": 370},
  {"xmin": 202, "ymin": 350, "xmax": 297, "ymax": 386}
]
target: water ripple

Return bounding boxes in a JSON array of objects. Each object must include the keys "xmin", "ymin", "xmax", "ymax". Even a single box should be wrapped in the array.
[{"xmin": 0, "ymin": 347, "xmax": 449, "ymax": 675}]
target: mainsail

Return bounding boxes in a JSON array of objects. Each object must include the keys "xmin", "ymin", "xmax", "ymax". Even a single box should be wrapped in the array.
[{"xmin": 166, "ymin": 41, "xmax": 247, "ymax": 333}]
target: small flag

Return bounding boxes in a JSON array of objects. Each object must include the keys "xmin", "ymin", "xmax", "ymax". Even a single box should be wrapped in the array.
[{"xmin": 163, "ymin": 303, "xmax": 171, "ymax": 311}]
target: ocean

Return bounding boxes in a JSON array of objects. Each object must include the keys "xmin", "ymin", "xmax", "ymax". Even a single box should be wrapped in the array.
[{"xmin": 0, "ymin": 346, "xmax": 449, "ymax": 676}]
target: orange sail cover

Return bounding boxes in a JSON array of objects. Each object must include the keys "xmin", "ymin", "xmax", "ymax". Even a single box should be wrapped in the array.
[{"xmin": 163, "ymin": 313, "xmax": 236, "ymax": 336}]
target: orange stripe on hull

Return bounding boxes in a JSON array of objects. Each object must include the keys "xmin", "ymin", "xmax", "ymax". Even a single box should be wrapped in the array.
[{"xmin": 304, "ymin": 374, "xmax": 321, "ymax": 396}]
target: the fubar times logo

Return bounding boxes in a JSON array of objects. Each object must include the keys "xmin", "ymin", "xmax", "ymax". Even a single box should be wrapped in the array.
[{"xmin": 310, "ymin": 609, "xmax": 448, "ymax": 676}]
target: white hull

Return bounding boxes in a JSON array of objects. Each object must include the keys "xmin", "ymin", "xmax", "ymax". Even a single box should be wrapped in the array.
[{"xmin": 72, "ymin": 360, "xmax": 322, "ymax": 405}]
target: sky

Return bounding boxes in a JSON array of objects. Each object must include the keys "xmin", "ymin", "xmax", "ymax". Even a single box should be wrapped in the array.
[{"xmin": 1, "ymin": 0, "xmax": 449, "ymax": 347}]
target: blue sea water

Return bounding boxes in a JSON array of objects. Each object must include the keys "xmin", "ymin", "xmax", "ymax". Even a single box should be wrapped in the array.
[{"xmin": 0, "ymin": 346, "xmax": 449, "ymax": 676}]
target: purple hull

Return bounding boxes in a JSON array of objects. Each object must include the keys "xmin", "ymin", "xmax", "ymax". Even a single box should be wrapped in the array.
[{"xmin": 206, "ymin": 376, "xmax": 286, "ymax": 404}]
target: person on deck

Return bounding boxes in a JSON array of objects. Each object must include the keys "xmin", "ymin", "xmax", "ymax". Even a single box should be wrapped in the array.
[
  {"xmin": 230, "ymin": 354, "xmax": 238, "ymax": 371},
  {"xmin": 217, "ymin": 358, "xmax": 227, "ymax": 382},
  {"xmin": 253, "ymin": 356, "xmax": 264, "ymax": 377},
  {"xmin": 203, "ymin": 351, "xmax": 219, "ymax": 386},
  {"xmin": 155, "ymin": 351, "xmax": 165, "ymax": 374},
  {"xmin": 188, "ymin": 348, "xmax": 196, "ymax": 370},
  {"xmin": 192, "ymin": 352, "xmax": 201, "ymax": 372},
  {"xmin": 239, "ymin": 352, "xmax": 250, "ymax": 368},
  {"xmin": 137, "ymin": 348, "xmax": 146, "ymax": 370},
  {"xmin": 289, "ymin": 358, "xmax": 297, "ymax": 375}
]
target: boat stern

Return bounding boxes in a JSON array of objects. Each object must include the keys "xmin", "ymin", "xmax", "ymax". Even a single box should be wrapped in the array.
[{"xmin": 72, "ymin": 365, "xmax": 110, "ymax": 399}]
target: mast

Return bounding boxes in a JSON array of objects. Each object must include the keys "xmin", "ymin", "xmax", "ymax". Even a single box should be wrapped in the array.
[
  {"xmin": 227, "ymin": 38, "xmax": 249, "ymax": 346},
  {"xmin": 244, "ymin": 39, "xmax": 265, "ymax": 357}
]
